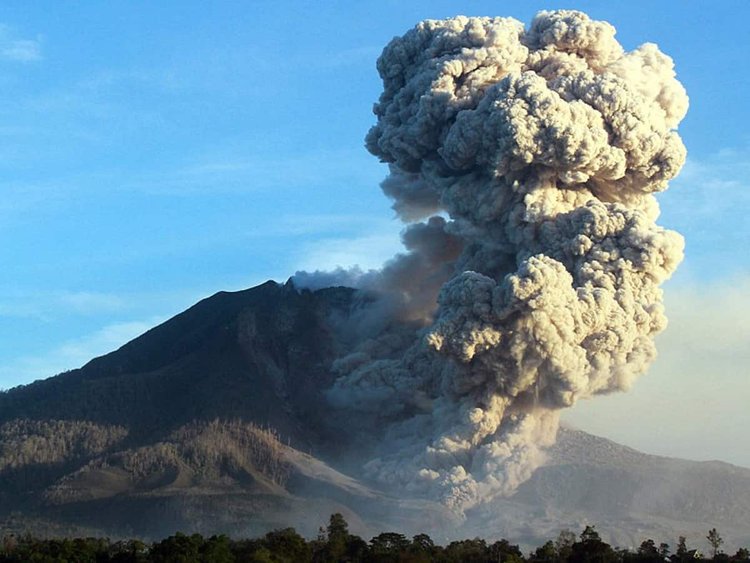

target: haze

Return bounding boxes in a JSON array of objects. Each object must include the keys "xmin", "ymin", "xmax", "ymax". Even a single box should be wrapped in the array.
[{"xmin": 0, "ymin": 1, "xmax": 748, "ymax": 469}]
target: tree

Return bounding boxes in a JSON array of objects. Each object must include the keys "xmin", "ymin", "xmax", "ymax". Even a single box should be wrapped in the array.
[
  {"xmin": 344, "ymin": 535, "xmax": 368, "ymax": 562},
  {"xmin": 637, "ymin": 539, "xmax": 662, "ymax": 563},
  {"xmin": 150, "ymin": 532, "xmax": 205, "ymax": 563},
  {"xmin": 532, "ymin": 540, "xmax": 557, "ymax": 563},
  {"xmin": 263, "ymin": 528, "xmax": 311, "ymax": 563},
  {"xmin": 110, "ymin": 539, "xmax": 148, "ymax": 562},
  {"xmin": 732, "ymin": 547, "xmax": 749, "ymax": 561},
  {"xmin": 639, "ymin": 540, "xmax": 658, "ymax": 554},
  {"xmin": 327, "ymin": 513, "xmax": 349, "ymax": 541},
  {"xmin": 370, "ymin": 531, "xmax": 411, "ymax": 560},
  {"xmin": 325, "ymin": 513, "xmax": 349, "ymax": 562},
  {"xmin": 201, "ymin": 535, "xmax": 235, "ymax": 563},
  {"xmin": 581, "ymin": 526, "xmax": 601, "ymax": 544},
  {"xmin": 569, "ymin": 526, "xmax": 617, "ymax": 563},
  {"xmin": 410, "ymin": 534, "xmax": 439, "ymax": 561},
  {"xmin": 675, "ymin": 536, "xmax": 689, "ymax": 563},
  {"xmin": 310, "ymin": 513, "xmax": 349, "ymax": 563},
  {"xmin": 248, "ymin": 546, "xmax": 274, "ymax": 563},
  {"xmin": 489, "ymin": 538, "xmax": 524, "ymax": 563},
  {"xmin": 444, "ymin": 538, "xmax": 489, "ymax": 563},
  {"xmin": 707, "ymin": 528, "xmax": 724, "ymax": 559},
  {"xmin": 313, "ymin": 513, "xmax": 366, "ymax": 563},
  {"xmin": 411, "ymin": 534, "xmax": 435, "ymax": 553},
  {"xmin": 556, "ymin": 529, "xmax": 577, "ymax": 562}
]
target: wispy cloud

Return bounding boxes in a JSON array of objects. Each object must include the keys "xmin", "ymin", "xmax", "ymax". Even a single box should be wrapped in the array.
[
  {"xmin": 664, "ymin": 147, "xmax": 750, "ymax": 223},
  {"xmin": 0, "ymin": 24, "xmax": 42, "ymax": 62},
  {"xmin": 295, "ymin": 230, "xmax": 402, "ymax": 273},
  {"xmin": 55, "ymin": 319, "xmax": 158, "ymax": 365},
  {"xmin": 0, "ymin": 317, "xmax": 161, "ymax": 390},
  {"xmin": 123, "ymin": 147, "xmax": 382, "ymax": 196},
  {"xmin": 661, "ymin": 277, "xmax": 750, "ymax": 355},
  {"xmin": 564, "ymin": 275, "xmax": 750, "ymax": 467},
  {"xmin": 0, "ymin": 290, "xmax": 126, "ymax": 321},
  {"xmin": 0, "ymin": 287, "xmax": 209, "ymax": 322},
  {"xmin": 568, "ymin": 141, "xmax": 750, "ymax": 463},
  {"xmin": 263, "ymin": 213, "xmax": 397, "ymax": 238},
  {"xmin": 318, "ymin": 45, "xmax": 381, "ymax": 69},
  {"xmin": 659, "ymin": 145, "xmax": 750, "ymax": 281}
]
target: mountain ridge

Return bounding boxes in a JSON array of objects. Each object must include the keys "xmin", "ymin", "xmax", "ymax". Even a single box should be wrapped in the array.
[{"xmin": 0, "ymin": 280, "xmax": 748, "ymax": 550}]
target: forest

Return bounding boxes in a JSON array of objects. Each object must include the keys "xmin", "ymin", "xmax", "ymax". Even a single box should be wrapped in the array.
[{"xmin": 1, "ymin": 513, "xmax": 748, "ymax": 563}]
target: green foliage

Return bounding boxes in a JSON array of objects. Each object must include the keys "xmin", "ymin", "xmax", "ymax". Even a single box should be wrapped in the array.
[
  {"xmin": 675, "ymin": 536, "xmax": 691, "ymax": 563},
  {"xmin": 708, "ymin": 529, "xmax": 724, "ymax": 559},
  {"xmin": 150, "ymin": 532, "xmax": 205, "ymax": 562},
  {"xmin": 0, "ymin": 534, "xmax": 112, "ymax": 562},
  {"xmin": 263, "ymin": 528, "xmax": 311, "ymax": 562},
  {"xmin": 369, "ymin": 532, "xmax": 411, "ymax": 561},
  {"xmin": 443, "ymin": 538, "xmax": 489, "ymax": 562},
  {"xmin": 636, "ymin": 539, "xmax": 662, "ymax": 563},
  {"xmin": 409, "ymin": 533, "xmax": 437, "ymax": 561},
  {"xmin": 490, "ymin": 538, "xmax": 525, "ymax": 563},
  {"xmin": 0, "ymin": 419, "xmax": 128, "ymax": 494},
  {"xmin": 556, "ymin": 529, "xmax": 577, "ymax": 562},
  {"xmin": 0, "ymin": 516, "xmax": 748, "ymax": 563},
  {"xmin": 580, "ymin": 526, "xmax": 602, "ymax": 544},
  {"xmin": 325, "ymin": 513, "xmax": 350, "ymax": 561},
  {"xmin": 0, "ymin": 417, "xmax": 292, "ymax": 506},
  {"xmin": 532, "ymin": 540, "xmax": 557, "ymax": 562},
  {"xmin": 569, "ymin": 526, "xmax": 618, "ymax": 563},
  {"xmin": 311, "ymin": 513, "xmax": 371, "ymax": 563}
]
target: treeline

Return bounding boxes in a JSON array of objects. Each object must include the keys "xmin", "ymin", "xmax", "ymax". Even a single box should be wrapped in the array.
[
  {"xmin": 0, "ymin": 419, "xmax": 129, "ymax": 495},
  {"xmin": 0, "ymin": 419, "xmax": 128, "ymax": 471},
  {"xmin": 0, "ymin": 419, "xmax": 291, "ymax": 500},
  {"xmin": 2, "ymin": 514, "xmax": 749, "ymax": 563}
]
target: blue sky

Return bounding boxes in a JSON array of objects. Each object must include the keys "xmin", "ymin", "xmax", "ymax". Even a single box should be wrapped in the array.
[{"xmin": 0, "ymin": 2, "xmax": 748, "ymax": 465}]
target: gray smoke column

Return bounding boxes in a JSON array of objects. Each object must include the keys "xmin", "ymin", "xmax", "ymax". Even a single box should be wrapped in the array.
[{"xmin": 325, "ymin": 10, "xmax": 687, "ymax": 513}]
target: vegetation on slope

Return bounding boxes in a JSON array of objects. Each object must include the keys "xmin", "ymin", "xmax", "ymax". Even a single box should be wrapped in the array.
[{"xmin": 0, "ymin": 419, "xmax": 291, "ymax": 504}]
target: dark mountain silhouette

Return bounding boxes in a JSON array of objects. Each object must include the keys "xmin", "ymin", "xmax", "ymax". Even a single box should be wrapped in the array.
[
  {"xmin": 1, "ymin": 280, "xmax": 748, "ymax": 550},
  {"xmin": 0, "ymin": 281, "xmax": 355, "ymax": 446}
]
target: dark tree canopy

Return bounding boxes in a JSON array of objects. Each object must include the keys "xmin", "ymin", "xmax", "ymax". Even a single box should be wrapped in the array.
[{"xmin": 0, "ymin": 516, "xmax": 747, "ymax": 563}]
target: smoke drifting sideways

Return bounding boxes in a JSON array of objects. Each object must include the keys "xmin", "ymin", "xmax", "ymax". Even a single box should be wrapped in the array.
[{"xmin": 294, "ymin": 10, "xmax": 687, "ymax": 515}]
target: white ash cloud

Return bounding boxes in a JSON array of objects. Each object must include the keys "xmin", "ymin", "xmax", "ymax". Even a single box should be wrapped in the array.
[{"xmin": 303, "ymin": 10, "xmax": 687, "ymax": 513}]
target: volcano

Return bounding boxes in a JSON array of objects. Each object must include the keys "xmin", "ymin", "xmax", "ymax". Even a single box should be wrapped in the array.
[{"xmin": 0, "ymin": 280, "xmax": 748, "ymax": 550}]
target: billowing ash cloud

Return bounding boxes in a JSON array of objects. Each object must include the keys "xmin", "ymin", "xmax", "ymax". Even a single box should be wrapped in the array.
[{"xmin": 303, "ymin": 10, "xmax": 687, "ymax": 514}]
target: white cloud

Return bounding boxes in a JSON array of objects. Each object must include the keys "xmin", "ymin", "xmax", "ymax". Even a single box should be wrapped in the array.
[
  {"xmin": 0, "ymin": 25, "xmax": 41, "ymax": 62},
  {"xmin": 296, "ymin": 230, "xmax": 403, "ymax": 273},
  {"xmin": 663, "ymin": 148, "xmax": 750, "ymax": 223},
  {"xmin": 56, "ymin": 291, "xmax": 127, "ymax": 315},
  {"xmin": 55, "ymin": 320, "xmax": 157, "ymax": 363},
  {"xmin": 657, "ymin": 145, "xmax": 750, "ymax": 282},
  {"xmin": 0, "ymin": 318, "xmax": 161, "ymax": 390},
  {"xmin": 0, "ymin": 290, "xmax": 127, "ymax": 320},
  {"xmin": 318, "ymin": 45, "xmax": 381, "ymax": 68},
  {"xmin": 122, "ymin": 147, "xmax": 382, "ymax": 196}
]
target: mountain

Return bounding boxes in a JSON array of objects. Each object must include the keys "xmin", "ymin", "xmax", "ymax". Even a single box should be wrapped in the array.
[
  {"xmin": 0, "ymin": 281, "xmax": 353, "ymax": 447},
  {"xmin": 1, "ymin": 280, "xmax": 748, "ymax": 551}
]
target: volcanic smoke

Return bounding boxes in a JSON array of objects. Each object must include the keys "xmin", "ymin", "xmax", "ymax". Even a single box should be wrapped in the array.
[{"xmin": 297, "ymin": 10, "xmax": 688, "ymax": 514}]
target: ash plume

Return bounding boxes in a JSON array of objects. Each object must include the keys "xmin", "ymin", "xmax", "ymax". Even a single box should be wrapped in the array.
[{"xmin": 300, "ymin": 10, "xmax": 688, "ymax": 514}]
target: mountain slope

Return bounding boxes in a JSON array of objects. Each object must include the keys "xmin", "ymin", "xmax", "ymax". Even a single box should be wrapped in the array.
[
  {"xmin": 474, "ymin": 428, "xmax": 750, "ymax": 550},
  {"xmin": 0, "ymin": 280, "xmax": 356, "ymax": 446},
  {"xmin": 0, "ymin": 280, "xmax": 748, "ymax": 550}
]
